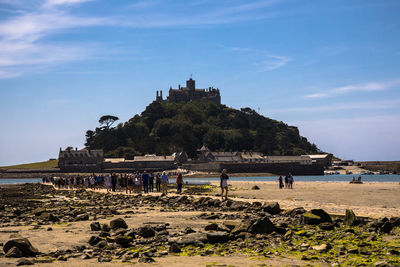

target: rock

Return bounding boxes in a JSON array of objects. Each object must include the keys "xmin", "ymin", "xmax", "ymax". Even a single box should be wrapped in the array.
[
  {"xmin": 88, "ymin": 236, "xmax": 102, "ymax": 246},
  {"xmin": 231, "ymin": 221, "xmax": 252, "ymax": 234},
  {"xmin": 248, "ymin": 217, "xmax": 275, "ymax": 234},
  {"xmin": 32, "ymin": 207, "xmax": 46, "ymax": 216},
  {"xmin": 222, "ymin": 221, "xmax": 238, "ymax": 231},
  {"xmin": 16, "ymin": 258, "xmax": 34, "ymax": 265},
  {"xmin": 102, "ymin": 224, "xmax": 111, "ymax": 232},
  {"xmin": 285, "ymin": 207, "xmax": 306, "ymax": 217},
  {"xmin": 262, "ymin": 202, "xmax": 281, "ymax": 215},
  {"xmin": 204, "ymin": 223, "xmax": 218, "ymax": 231},
  {"xmin": 344, "ymin": 209, "xmax": 357, "ymax": 227},
  {"xmin": 374, "ymin": 261, "xmax": 389, "ymax": 267},
  {"xmin": 380, "ymin": 221, "xmax": 392, "ymax": 234},
  {"xmin": 90, "ymin": 222, "xmax": 101, "ymax": 231},
  {"xmin": 389, "ymin": 217, "xmax": 400, "ymax": 227},
  {"xmin": 47, "ymin": 227, "xmax": 53, "ymax": 231},
  {"xmin": 169, "ymin": 243, "xmax": 181, "ymax": 253},
  {"xmin": 5, "ymin": 246, "xmax": 23, "ymax": 258},
  {"xmin": 206, "ymin": 231, "xmax": 229, "ymax": 244},
  {"xmin": 115, "ymin": 236, "xmax": 133, "ymax": 246},
  {"xmin": 96, "ymin": 240, "xmax": 107, "ymax": 248},
  {"xmin": 110, "ymin": 218, "xmax": 128, "ymax": 230},
  {"xmin": 39, "ymin": 212, "xmax": 59, "ymax": 222},
  {"xmin": 76, "ymin": 213, "xmax": 89, "ymax": 221},
  {"xmin": 137, "ymin": 225, "xmax": 156, "ymax": 238},
  {"xmin": 312, "ymin": 243, "xmax": 332, "ymax": 252},
  {"xmin": 139, "ymin": 256, "xmax": 155, "ymax": 263},
  {"xmin": 168, "ymin": 233, "xmax": 207, "ymax": 245},
  {"xmin": 347, "ymin": 248, "xmax": 359, "ymax": 254},
  {"xmin": 319, "ymin": 222, "xmax": 335, "ymax": 231},
  {"xmin": 184, "ymin": 227, "xmax": 196, "ymax": 234},
  {"xmin": 302, "ymin": 209, "xmax": 331, "ymax": 225},
  {"xmin": 3, "ymin": 238, "xmax": 38, "ymax": 257},
  {"xmin": 98, "ymin": 256, "xmax": 112, "ymax": 262},
  {"xmin": 251, "ymin": 185, "xmax": 260, "ymax": 190}
]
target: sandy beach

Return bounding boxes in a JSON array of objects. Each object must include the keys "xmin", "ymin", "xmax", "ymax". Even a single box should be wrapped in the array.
[{"xmin": 0, "ymin": 182, "xmax": 399, "ymax": 266}]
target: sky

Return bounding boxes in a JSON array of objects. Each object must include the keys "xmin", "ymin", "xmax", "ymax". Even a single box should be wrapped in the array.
[{"xmin": 0, "ymin": 0, "xmax": 399, "ymax": 166}]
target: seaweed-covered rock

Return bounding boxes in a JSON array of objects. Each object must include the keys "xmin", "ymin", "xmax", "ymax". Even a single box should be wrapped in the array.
[
  {"xmin": 302, "ymin": 209, "xmax": 331, "ymax": 225},
  {"xmin": 206, "ymin": 231, "xmax": 229, "ymax": 244},
  {"xmin": 344, "ymin": 209, "xmax": 357, "ymax": 227}
]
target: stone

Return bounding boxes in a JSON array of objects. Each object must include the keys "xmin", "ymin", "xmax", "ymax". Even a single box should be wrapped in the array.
[
  {"xmin": 102, "ymin": 224, "xmax": 111, "ymax": 232},
  {"xmin": 184, "ymin": 227, "xmax": 196, "ymax": 234},
  {"xmin": 115, "ymin": 236, "xmax": 133, "ymax": 246},
  {"xmin": 110, "ymin": 218, "xmax": 128, "ymax": 230},
  {"xmin": 231, "ymin": 221, "xmax": 252, "ymax": 234},
  {"xmin": 262, "ymin": 202, "xmax": 281, "ymax": 215},
  {"xmin": 285, "ymin": 207, "xmax": 306, "ymax": 217},
  {"xmin": 138, "ymin": 256, "xmax": 155, "ymax": 263},
  {"xmin": 137, "ymin": 226, "xmax": 156, "ymax": 238},
  {"xmin": 204, "ymin": 223, "xmax": 218, "ymax": 231},
  {"xmin": 98, "ymin": 256, "xmax": 112, "ymax": 262},
  {"xmin": 168, "ymin": 233, "xmax": 207, "ymax": 245},
  {"xmin": 248, "ymin": 217, "xmax": 275, "ymax": 234},
  {"xmin": 389, "ymin": 217, "xmax": 400, "ymax": 227},
  {"xmin": 76, "ymin": 213, "xmax": 89, "ymax": 221},
  {"xmin": 312, "ymin": 243, "xmax": 332, "ymax": 252},
  {"xmin": 3, "ymin": 238, "xmax": 38, "ymax": 257},
  {"xmin": 206, "ymin": 231, "xmax": 229, "ymax": 244},
  {"xmin": 169, "ymin": 243, "xmax": 181, "ymax": 253},
  {"xmin": 32, "ymin": 207, "xmax": 46, "ymax": 216},
  {"xmin": 96, "ymin": 240, "xmax": 107, "ymax": 248},
  {"xmin": 5, "ymin": 246, "xmax": 23, "ymax": 258},
  {"xmin": 302, "ymin": 209, "xmax": 331, "ymax": 225},
  {"xmin": 16, "ymin": 258, "xmax": 34, "ymax": 265},
  {"xmin": 380, "ymin": 221, "xmax": 392, "ymax": 234},
  {"xmin": 344, "ymin": 209, "xmax": 357, "ymax": 227},
  {"xmin": 88, "ymin": 236, "xmax": 102, "ymax": 246},
  {"xmin": 39, "ymin": 212, "xmax": 59, "ymax": 222},
  {"xmin": 319, "ymin": 222, "xmax": 335, "ymax": 231},
  {"xmin": 251, "ymin": 185, "xmax": 260, "ymax": 190},
  {"xmin": 90, "ymin": 222, "xmax": 101, "ymax": 231}
]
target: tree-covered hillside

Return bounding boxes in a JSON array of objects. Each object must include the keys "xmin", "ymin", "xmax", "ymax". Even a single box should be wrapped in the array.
[{"xmin": 85, "ymin": 101, "xmax": 321, "ymax": 159}]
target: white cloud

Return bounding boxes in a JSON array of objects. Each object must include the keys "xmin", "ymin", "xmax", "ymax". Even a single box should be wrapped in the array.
[
  {"xmin": 269, "ymin": 99, "xmax": 400, "ymax": 114},
  {"xmin": 44, "ymin": 0, "xmax": 92, "ymax": 7},
  {"xmin": 259, "ymin": 55, "xmax": 291, "ymax": 71},
  {"xmin": 304, "ymin": 80, "xmax": 400, "ymax": 99}
]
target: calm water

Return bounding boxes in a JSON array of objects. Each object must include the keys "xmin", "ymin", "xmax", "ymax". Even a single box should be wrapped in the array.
[{"xmin": 0, "ymin": 175, "xmax": 399, "ymax": 185}]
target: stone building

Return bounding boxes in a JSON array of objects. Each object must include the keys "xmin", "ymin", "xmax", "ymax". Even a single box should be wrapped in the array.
[
  {"xmin": 58, "ymin": 148, "xmax": 104, "ymax": 172},
  {"xmin": 156, "ymin": 78, "xmax": 221, "ymax": 105}
]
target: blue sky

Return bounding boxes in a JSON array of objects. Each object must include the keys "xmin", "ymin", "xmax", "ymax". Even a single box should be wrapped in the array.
[{"xmin": 0, "ymin": 0, "xmax": 399, "ymax": 165}]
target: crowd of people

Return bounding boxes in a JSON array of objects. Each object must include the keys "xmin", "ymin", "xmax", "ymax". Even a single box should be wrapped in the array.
[
  {"xmin": 42, "ymin": 170, "xmax": 184, "ymax": 195},
  {"xmin": 278, "ymin": 173, "xmax": 294, "ymax": 189}
]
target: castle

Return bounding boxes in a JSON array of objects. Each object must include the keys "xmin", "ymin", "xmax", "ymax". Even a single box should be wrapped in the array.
[{"xmin": 156, "ymin": 78, "xmax": 221, "ymax": 105}]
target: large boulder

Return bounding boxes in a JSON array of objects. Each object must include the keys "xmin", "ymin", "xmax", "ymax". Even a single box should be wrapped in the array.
[
  {"xmin": 137, "ymin": 226, "xmax": 156, "ymax": 238},
  {"xmin": 88, "ymin": 236, "xmax": 102, "ymax": 246},
  {"xmin": 206, "ymin": 231, "xmax": 229, "ymax": 244},
  {"xmin": 90, "ymin": 222, "xmax": 101, "ymax": 231},
  {"xmin": 168, "ymin": 233, "xmax": 207, "ymax": 245},
  {"xmin": 285, "ymin": 207, "xmax": 306, "ymax": 217},
  {"xmin": 262, "ymin": 202, "xmax": 281, "ymax": 215},
  {"xmin": 110, "ymin": 218, "xmax": 128, "ymax": 230},
  {"xmin": 301, "ymin": 209, "xmax": 332, "ymax": 225},
  {"xmin": 5, "ymin": 246, "xmax": 23, "ymax": 258},
  {"xmin": 344, "ymin": 209, "xmax": 357, "ymax": 227},
  {"xmin": 115, "ymin": 236, "xmax": 133, "ymax": 247},
  {"xmin": 248, "ymin": 216, "xmax": 275, "ymax": 234},
  {"xmin": 3, "ymin": 238, "xmax": 39, "ymax": 257}
]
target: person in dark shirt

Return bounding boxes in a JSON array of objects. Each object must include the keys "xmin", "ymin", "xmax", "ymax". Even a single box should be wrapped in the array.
[
  {"xmin": 149, "ymin": 172, "xmax": 154, "ymax": 192},
  {"xmin": 220, "ymin": 169, "xmax": 229, "ymax": 201},
  {"xmin": 176, "ymin": 173, "xmax": 183, "ymax": 194},
  {"xmin": 142, "ymin": 171, "xmax": 149, "ymax": 193}
]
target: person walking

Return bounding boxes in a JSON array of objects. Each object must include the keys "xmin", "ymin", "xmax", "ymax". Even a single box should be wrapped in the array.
[
  {"xmin": 220, "ymin": 169, "xmax": 229, "ymax": 201},
  {"xmin": 156, "ymin": 173, "xmax": 161, "ymax": 192},
  {"xmin": 111, "ymin": 173, "xmax": 117, "ymax": 192},
  {"xmin": 149, "ymin": 172, "xmax": 154, "ymax": 192},
  {"xmin": 142, "ymin": 171, "xmax": 149, "ymax": 193},
  {"xmin": 176, "ymin": 173, "xmax": 183, "ymax": 194},
  {"xmin": 105, "ymin": 174, "xmax": 112, "ymax": 192},
  {"xmin": 278, "ymin": 176, "xmax": 284, "ymax": 189},
  {"xmin": 161, "ymin": 171, "xmax": 169, "ymax": 195}
]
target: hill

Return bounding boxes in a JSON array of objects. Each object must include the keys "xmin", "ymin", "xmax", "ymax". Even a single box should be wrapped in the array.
[
  {"xmin": 0, "ymin": 159, "xmax": 58, "ymax": 170},
  {"xmin": 85, "ymin": 101, "xmax": 322, "ymax": 159}
]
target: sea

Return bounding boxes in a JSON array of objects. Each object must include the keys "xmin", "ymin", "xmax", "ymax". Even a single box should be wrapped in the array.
[{"xmin": 0, "ymin": 174, "xmax": 399, "ymax": 185}]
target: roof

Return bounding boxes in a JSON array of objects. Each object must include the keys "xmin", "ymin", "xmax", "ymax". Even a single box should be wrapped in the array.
[
  {"xmin": 59, "ymin": 149, "xmax": 103, "ymax": 158},
  {"xmin": 213, "ymin": 156, "xmax": 241, "ymax": 162},
  {"xmin": 134, "ymin": 155, "xmax": 174, "ymax": 162},
  {"xmin": 307, "ymin": 154, "xmax": 330, "ymax": 159},
  {"xmin": 265, "ymin": 156, "xmax": 311, "ymax": 161},
  {"xmin": 104, "ymin": 158, "xmax": 125, "ymax": 163},
  {"xmin": 241, "ymin": 152, "xmax": 264, "ymax": 159}
]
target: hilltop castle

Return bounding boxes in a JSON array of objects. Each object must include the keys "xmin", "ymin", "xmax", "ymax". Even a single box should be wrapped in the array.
[{"xmin": 156, "ymin": 78, "xmax": 221, "ymax": 105}]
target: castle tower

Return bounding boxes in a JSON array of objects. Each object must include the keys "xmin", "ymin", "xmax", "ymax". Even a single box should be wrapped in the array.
[{"xmin": 186, "ymin": 78, "xmax": 195, "ymax": 91}]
